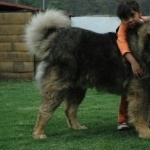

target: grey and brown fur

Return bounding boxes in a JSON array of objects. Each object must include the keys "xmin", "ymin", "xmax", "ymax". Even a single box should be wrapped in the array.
[{"xmin": 24, "ymin": 10, "xmax": 150, "ymax": 139}]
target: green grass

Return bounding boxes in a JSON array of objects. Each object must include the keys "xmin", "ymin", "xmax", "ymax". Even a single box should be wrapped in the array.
[{"xmin": 0, "ymin": 80, "xmax": 150, "ymax": 150}]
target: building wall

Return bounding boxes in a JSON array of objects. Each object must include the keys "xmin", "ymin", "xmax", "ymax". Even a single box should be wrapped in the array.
[{"xmin": 0, "ymin": 12, "xmax": 34, "ymax": 79}]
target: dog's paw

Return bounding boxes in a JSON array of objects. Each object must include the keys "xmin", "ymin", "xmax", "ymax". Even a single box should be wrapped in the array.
[
  {"xmin": 79, "ymin": 126, "xmax": 88, "ymax": 129},
  {"xmin": 139, "ymin": 133, "xmax": 150, "ymax": 139},
  {"xmin": 33, "ymin": 133, "xmax": 47, "ymax": 139},
  {"xmin": 73, "ymin": 125, "xmax": 88, "ymax": 130}
]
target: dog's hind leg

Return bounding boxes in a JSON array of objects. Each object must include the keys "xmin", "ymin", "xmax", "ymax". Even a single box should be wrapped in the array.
[
  {"xmin": 33, "ymin": 90, "xmax": 63, "ymax": 139},
  {"xmin": 64, "ymin": 87, "xmax": 87, "ymax": 130},
  {"xmin": 33, "ymin": 73, "xmax": 71, "ymax": 139}
]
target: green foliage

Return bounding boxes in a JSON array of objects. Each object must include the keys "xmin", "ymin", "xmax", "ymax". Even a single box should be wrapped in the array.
[
  {"xmin": 6, "ymin": 0, "xmax": 150, "ymax": 16},
  {"xmin": 47, "ymin": 0, "xmax": 63, "ymax": 9},
  {"xmin": 5, "ymin": 0, "xmax": 41, "ymax": 8},
  {"xmin": 17, "ymin": 0, "xmax": 41, "ymax": 8},
  {"xmin": 0, "ymin": 80, "xmax": 150, "ymax": 150}
]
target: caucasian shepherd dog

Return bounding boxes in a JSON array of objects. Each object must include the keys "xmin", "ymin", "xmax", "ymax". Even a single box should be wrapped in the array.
[{"xmin": 24, "ymin": 10, "xmax": 150, "ymax": 139}]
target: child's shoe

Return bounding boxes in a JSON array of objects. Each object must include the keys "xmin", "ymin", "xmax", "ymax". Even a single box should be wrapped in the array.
[{"xmin": 117, "ymin": 122, "xmax": 129, "ymax": 130}]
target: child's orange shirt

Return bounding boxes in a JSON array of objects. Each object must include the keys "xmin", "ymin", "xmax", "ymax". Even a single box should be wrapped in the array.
[{"xmin": 117, "ymin": 16, "xmax": 150, "ymax": 55}]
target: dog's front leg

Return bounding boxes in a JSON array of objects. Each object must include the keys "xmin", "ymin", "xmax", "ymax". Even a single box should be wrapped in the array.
[{"xmin": 134, "ymin": 116, "xmax": 150, "ymax": 138}]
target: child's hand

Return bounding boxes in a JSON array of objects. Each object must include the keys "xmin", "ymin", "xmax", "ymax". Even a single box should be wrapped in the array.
[
  {"xmin": 131, "ymin": 61, "xmax": 144, "ymax": 77},
  {"xmin": 124, "ymin": 52, "xmax": 144, "ymax": 77}
]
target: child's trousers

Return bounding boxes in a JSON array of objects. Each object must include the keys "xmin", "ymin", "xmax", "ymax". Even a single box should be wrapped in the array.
[{"xmin": 118, "ymin": 95, "xmax": 128, "ymax": 123}]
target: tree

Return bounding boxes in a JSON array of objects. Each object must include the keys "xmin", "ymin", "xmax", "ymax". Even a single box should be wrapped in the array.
[{"xmin": 4, "ymin": 0, "xmax": 150, "ymax": 16}]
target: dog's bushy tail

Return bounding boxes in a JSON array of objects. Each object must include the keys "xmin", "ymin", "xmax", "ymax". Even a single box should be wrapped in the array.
[{"xmin": 24, "ymin": 9, "xmax": 71, "ymax": 59}]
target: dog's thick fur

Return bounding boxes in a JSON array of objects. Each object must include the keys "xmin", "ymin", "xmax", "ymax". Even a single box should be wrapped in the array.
[{"xmin": 24, "ymin": 10, "xmax": 150, "ymax": 139}]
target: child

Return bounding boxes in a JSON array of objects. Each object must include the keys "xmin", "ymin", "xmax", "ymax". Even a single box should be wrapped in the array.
[{"xmin": 116, "ymin": 0, "xmax": 150, "ymax": 130}]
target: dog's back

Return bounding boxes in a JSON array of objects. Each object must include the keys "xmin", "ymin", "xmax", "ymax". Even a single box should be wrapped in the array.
[{"xmin": 33, "ymin": 25, "xmax": 125, "ymax": 93}]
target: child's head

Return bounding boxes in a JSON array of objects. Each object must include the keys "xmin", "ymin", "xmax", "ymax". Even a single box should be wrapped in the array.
[{"xmin": 117, "ymin": 0, "xmax": 142, "ymax": 27}]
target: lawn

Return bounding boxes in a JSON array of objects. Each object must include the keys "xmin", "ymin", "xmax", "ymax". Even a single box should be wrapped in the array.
[{"xmin": 0, "ymin": 80, "xmax": 149, "ymax": 150}]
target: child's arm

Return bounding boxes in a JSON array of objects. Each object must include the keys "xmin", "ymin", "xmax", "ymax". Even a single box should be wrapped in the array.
[
  {"xmin": 124, "ymin": 52, "xmax": 144, "ymax": 77},
  {"xmin": 117, "ymin": 24, "xmax": 144, "ymax": 77}
]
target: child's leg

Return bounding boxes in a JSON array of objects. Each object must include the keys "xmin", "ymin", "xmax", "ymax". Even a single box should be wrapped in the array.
[
  {"xmin": 118, "ymin": 95, "xmax": 128, "ymax": 123},
  {"xmin": 117, "ymin": 95, "xmax": 129, "ymax": 130}
]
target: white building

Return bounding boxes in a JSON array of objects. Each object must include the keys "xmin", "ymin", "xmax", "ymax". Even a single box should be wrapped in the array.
[{"xmin": 71, "ymin": 16, "xmax": 121, "ymax": 33}]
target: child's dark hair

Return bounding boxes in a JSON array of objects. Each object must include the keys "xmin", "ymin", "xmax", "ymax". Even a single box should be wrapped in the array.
[{"xmin": 117, "ymin": 0, "xmax": 140, "ymax": 20}]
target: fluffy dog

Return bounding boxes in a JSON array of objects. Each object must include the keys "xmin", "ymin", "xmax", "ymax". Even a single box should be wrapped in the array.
[{"xmin": 24, "ymin": 10, "xmax": 150, "ymax": 139}]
